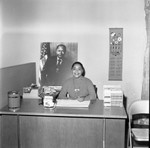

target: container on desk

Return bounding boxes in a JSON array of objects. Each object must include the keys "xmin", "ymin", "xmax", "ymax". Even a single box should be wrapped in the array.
[
  {"xmin": 43, "ymin": 95, "xmax": 55, "ymax": 109},
  {"xmin": 8, "ymin": 91, "xmax": 20, "ymax": 111}
]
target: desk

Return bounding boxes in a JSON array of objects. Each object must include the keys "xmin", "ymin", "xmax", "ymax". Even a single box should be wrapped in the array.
[{"xmin": 0, "ymin": 99, "xmax": 127, "ymax": 148}]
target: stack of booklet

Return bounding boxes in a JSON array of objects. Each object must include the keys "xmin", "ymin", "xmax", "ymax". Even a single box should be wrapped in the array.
[
  {"xmin": 56, "ymin": 99, "xmax": 90, "ymax": 108},
  {"xmin": 103, "ymin": 85, "xmax": 123, "ymax": 107}
]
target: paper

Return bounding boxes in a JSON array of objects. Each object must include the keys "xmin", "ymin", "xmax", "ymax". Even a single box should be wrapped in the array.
[
  {"xmin": 56, "ymin": 99, "xmax": 90, "ymax": 108},
  {"xmin": 23, "ymin": 89, "xmax": 40, "ymax": 99}
]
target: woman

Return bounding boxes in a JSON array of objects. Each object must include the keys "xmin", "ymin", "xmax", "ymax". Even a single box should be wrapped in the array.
[{"xmin": 58, "ymin": 61, "xmax": 96, "ymax": 101}]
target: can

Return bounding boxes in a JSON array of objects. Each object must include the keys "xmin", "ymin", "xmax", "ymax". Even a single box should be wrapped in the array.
[{"xmin": 8, "ymin": 91, "xmax": 20, "ymax": 111}]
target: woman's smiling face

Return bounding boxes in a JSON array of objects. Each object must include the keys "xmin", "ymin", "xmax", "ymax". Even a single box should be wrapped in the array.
[{"xmin": 72, "ymin": 64, "xmax": 83, "ymax": 78}]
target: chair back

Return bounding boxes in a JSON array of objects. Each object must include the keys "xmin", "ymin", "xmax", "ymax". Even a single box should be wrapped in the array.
[
  {"xmin": 128, "ymin": 100, "xmax": 149, "ymax": 120},
  {"xmin": 128, "ymin": 100, "xmax": 149, "ymax": 148}
]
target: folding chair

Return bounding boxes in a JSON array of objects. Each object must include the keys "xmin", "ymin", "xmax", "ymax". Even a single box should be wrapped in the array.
[{"xmin": 128, "ymin": 100, "xmax": 149, "ymax": 148}]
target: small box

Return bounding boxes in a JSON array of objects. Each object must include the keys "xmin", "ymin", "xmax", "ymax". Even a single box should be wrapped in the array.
[{"xmin": 43, "ymin": 96, "xmax": 54, "ymax": 108}]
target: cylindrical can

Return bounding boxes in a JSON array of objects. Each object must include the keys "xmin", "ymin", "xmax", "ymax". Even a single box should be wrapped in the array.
[{"xmin": 8, "ymin": 91, "xmax": 20, "ymax": 111}]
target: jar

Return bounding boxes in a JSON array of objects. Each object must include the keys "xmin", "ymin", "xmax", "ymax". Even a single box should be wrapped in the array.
[{"xmin": 8, "ymin": 91, "xmax": 20, "ymax": 111}]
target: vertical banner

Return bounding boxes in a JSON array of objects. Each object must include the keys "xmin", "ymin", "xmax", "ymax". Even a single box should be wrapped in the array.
[{"xmin": 109, "ymin": 28, "xmax": 123, "ymax": 81}]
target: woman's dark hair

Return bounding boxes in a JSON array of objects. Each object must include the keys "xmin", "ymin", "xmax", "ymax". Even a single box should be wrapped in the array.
[{"xmin": 71, "ymin": 61, "xmax": 86, "ymax": 76}]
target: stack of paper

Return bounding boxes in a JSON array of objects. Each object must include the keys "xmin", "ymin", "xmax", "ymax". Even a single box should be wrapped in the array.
[
  {"xmin": 111, "ymin": 90, "xmax": 123, "ymax": 107},
  {"xmin": 56, "ymin": 99, "xmax": 90, "ymax": 108},
  {"xmin": 103, "ymin": 85, "xmax": 123, "ymax": 107}
]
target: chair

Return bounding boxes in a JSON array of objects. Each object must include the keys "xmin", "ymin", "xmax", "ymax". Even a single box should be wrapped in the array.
[{"xmin": 128, "ymin": 100, "xmax": 149, "ymax": 148}]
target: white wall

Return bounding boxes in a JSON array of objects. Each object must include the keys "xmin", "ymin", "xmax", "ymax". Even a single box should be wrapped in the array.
[{"xmin": 0, "ymin": 0, "xmax": 146, "ymax": 107}]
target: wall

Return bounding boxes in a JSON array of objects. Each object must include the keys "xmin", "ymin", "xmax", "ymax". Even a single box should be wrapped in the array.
[{"xmin": 0, "ymin": 0, "xmax": 146, "ymax": 107}]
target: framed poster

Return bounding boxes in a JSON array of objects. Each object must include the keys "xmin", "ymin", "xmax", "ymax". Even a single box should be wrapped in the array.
[
  {"xmin": 39, "ymin": 42, "xmax": 78, "ymax": 86},
  {"xmin": 109, "ymin": 28, "xmax": 123, "ymax": 81}
]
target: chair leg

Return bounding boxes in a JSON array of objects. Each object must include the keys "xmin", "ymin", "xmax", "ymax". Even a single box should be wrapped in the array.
[
  {"xmin": 127, "ymin": 130, "xmax": 130, "ymax": 148},
  {"xmin": 129, "ymin": 132, "xmax": 132, "ymax": 148}
]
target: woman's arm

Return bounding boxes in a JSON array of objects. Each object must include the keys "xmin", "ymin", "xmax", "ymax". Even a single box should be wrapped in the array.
[{"xmin": 83, "ymin": 80, "xmax": 97, "ymax": 101}]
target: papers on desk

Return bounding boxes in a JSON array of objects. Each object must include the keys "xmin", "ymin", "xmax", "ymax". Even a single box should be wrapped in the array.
[
  {"xmin": 103, "ymin": 85, "xmax": 123, "ymax": 107},
  {"xmin": 23, "ymin": 89, "xmax": 40, "ymax": 99},
  {"xmin": 56, "ymin": 99, "xmax": 90, "ymax": 108}
]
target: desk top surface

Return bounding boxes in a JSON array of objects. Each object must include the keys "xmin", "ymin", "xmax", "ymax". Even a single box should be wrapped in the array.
[{"xmin": 0, "ymin": 99, "xmax": 127, "ymax": 119}]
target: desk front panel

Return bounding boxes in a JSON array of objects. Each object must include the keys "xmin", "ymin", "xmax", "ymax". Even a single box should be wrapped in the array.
[
  {"xmin": 105, "ymin": 119, "xmax": 125, "ymax": 148},
  {"xmin": 20, "ymin": 116, "xmax": 103, "ymax": 148},
  {"xmin": 1, "ymin": 115, "xmax": 18, "ymax": 148}
]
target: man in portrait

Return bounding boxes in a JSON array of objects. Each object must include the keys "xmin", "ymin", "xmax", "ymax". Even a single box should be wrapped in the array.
[{"xmin": 40, "ymin": 42, "xmax": 77, "ymax": 86}]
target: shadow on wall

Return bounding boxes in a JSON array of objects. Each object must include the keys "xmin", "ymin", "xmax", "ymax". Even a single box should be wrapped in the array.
[{"xmin": 0, "ymin": 63, "xmax": 36, "ymax": 109}]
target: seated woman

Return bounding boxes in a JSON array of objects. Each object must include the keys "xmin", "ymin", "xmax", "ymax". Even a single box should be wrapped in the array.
[{"xmin": 58, "ymin": 61, "xmax": 96, "ymax": 102}]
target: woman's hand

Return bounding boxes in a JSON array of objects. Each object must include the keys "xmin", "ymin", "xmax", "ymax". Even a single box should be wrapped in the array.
[{"xmin": 77, "ymin": 97, "xmax": 84, "ymax": 102}]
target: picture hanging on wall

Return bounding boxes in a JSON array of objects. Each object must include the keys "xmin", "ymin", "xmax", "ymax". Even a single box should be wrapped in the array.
[
  {"xmin": 109, "ymin": 28, "xmax": 123, "ymax": 81},
  {"xmin": 39, "ymin": 42, "xmax": 78, "ymax": 87}
]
